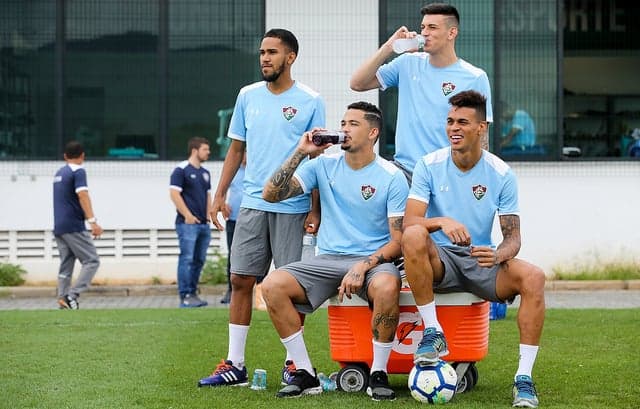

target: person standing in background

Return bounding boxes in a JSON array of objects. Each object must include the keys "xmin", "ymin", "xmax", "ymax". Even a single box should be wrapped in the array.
[
  {"xmin": 351, "ymin": 2, "xmax": 492, "ymax": 179},
  {"xmin": 170, "ymin": 137, "xmax": 213, "ymax": 308},
  {"xmin": 220, "ymin": 151, "xmax": 246, "ymax": 305},
  {"xmin": 53, "ymin": 140, "xmax": 103, "ymax": 310}
]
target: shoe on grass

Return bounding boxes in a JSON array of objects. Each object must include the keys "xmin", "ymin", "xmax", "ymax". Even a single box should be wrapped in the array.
[
  {"xmin": 512, "ymin": 375, "xmax": 539, "ymax": 408},
  {"xmin": 366, "ymin": 370, "xmax": 396, "ymax": 401},
  {"xmin": 276, "ymin": 368, "xmax": 322, "ymax": 398},
  {"xmin": 281, "ymin": 360, "xmax": 296, "ymax": 385},
  {"xmin": 197, "ymin": 359, "xmax": 248, "ymax": 387}
]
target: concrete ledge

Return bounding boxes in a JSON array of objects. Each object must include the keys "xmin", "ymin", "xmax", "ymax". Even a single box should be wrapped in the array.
[
  {"xmin": 545, "ymin": 280, "xmax": 640, "ymax": 291},
  {"xmin": 2, "ymin": 281, "xmax": 639, "ymax": 299},
  {"xmin": 0, "ymin": 284, "xmax": 226, "ymax": 298}
]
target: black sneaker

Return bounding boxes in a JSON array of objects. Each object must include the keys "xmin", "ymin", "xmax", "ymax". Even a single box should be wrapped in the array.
[
  {"xmin": 276, "ymin": 369, "xmax": 322, "ymax": 398},
  {"xmin": 180, "ymin": 293, "xmax": 208, "ymax": 308},
  {"xmin": 58, "ymin": 295, "xmax": 79, "ymax": 310},
  {"xmin": 366, "ymin": 371, "xmax": 396, "ymax": 401}
]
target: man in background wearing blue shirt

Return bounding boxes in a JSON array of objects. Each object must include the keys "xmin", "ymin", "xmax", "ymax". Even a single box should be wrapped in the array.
[
  {"xmin": 53, "ymin": 141, "xmax": 103, "ymax": 310},
  {"xmin": 170, "ymin": 137, "xmax": 213, "ymax": 308}
]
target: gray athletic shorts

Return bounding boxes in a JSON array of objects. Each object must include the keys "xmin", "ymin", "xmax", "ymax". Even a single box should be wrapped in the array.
[
  {"xmin": 230, "ymin": 208, "xmax": 306, "ymax": 278},
  {"xmin": 434, "ymin": 246, "xmax": 506, "ymax": 303},
  {"xmin": 392, "ymin": 159, "xmax": 413, "ymax": 185},
  {"xmin": 281, "ymin": 254, "xmax": 401, "ymax": 314}
]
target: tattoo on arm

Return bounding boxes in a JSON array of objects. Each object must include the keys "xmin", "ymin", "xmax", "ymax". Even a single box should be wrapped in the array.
[
  {"xmin": 375, "ymin": 254, "xmax": 390, "ymax": 265},
  {"xmin": 498, "ymin": 214, "xmax": 521, "ymax": 259},
  {"xmin": 391, "ymin": 216, "xmax": 403, "ymax": 231},
  {"xmin": 268, "ymin": 150, "xmax": 306, "ymax": 201}
]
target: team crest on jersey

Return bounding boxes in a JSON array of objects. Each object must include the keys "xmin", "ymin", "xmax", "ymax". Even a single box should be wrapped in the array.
[
  {"xmin": 361, "ymin": 185, "xmax": 376, "ymax": 200},
  {"xmin": 472, "ymin": 184, "xmax": 487, "ymax": 200},
  {"xmin": 442, "ymin": 82, "xmax": 456, "ymax": 96},
  {"xmin": 282, "ymin": 106, "xmax": 298, "ymax": 121},
  {"xmin": 202, "ymin": 173, "xmax": 209, "ymax": 182}
]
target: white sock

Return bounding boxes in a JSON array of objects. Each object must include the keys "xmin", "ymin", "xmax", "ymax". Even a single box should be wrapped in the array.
[
  {"xmin": 281, "ymin": 329, "xmax": 314, "ymax": 376},
  {"xmin": 370, "ymin": 339, "xmax": 393, "ymax": 373},
  {"xmin": 515, "ymin": 344, "xmax": 539, "ymax": 379},
  {"xmin": 227, "ymin": 323, "xmax": 249, "ymax": 369},
  {"xmin": 286, "ymin": 325, "xmax": 303, "ymax": 363},
  {"xmin": 417, "ymin": 301, "xmax": 443, "ymax": 332}
]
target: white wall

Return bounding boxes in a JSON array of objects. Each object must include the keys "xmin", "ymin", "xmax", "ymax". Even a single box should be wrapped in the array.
[
  {"xmin": 1, "ymin": 160, "xmax": 639, "ymax": 283},
  {"xmin": 266, "ymin": 0, "xmax": 380, "ymax": 128}
]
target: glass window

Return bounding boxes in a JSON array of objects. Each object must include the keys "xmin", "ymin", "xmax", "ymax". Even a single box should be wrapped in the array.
[
  {"xmin": 563, "ymin": 0, "xmax": 640, "ymax": 159},
  {"xmin": 65, "ymin": 0, "xmax": 159, "ymax": 159},
  {"xmin": 168, "ymin": 0, "xmax": 263, "ymax": 160},
  {"xmin": 495, "ymin": 0, "xmax": 558, "ymax": 160},
  {"xmin": 0, "ymin": 0, "xmax": 56, "ymax": 159}
]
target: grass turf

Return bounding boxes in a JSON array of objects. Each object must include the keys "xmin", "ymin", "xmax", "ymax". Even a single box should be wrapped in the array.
[{"xmin": 1, "ymin": 308, "xmax": 638, "ymax": 409}]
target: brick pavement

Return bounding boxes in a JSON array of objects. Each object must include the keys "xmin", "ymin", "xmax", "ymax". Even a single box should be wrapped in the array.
[{"xmin": 1, "ymin": 283, "xmax": 639, "ymax": 310}]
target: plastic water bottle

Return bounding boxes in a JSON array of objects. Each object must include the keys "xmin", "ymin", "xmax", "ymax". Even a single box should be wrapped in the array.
[
  {"xmin": 250, "ymin": 368, "xmax": 267, "ymax": 390},
  {"xmin": 392, "ymin": 35, "xmax": 425, "ymax": 54},
  {"xmin": 301, "ymin": 230, "xmax": 316, "ymax": 261},
  {"xmin": 317, "ymin": 372, "xmax": 337, "ymax": 391}
]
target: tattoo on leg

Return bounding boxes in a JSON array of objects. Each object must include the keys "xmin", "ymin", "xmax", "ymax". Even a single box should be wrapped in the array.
[{"xmin": 373, "ymin": 312, "xmax": 399, "ymax": 339}]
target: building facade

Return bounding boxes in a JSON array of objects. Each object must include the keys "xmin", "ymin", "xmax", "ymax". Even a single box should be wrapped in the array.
[{"xmin": 1, "ymin": 0, "xmax": 638, "ymax": 284}]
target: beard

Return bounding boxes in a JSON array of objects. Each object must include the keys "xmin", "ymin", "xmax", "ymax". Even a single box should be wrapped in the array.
[{"xmin": 261, "ymin": 64, "xmax": 283, "ymax": 82}]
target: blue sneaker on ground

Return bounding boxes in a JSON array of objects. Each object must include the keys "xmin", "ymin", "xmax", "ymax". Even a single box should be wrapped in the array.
[
  {"xmin": 281, "ymin": 360, "xmax": 296, "ymax": 385},
  {"xmin": 512, "ymin": 375, "xmax": 539, "ymax": 408},
  {"xmin": 180, "ymin": 293, "xmax": 208, "ymax": 308},
  {"xmin": 197, "ymin": 360, "xmax": 248, "ymax": 387},
  {"xmin": 414, "ymin": 327, "xmax": 449, "ymax": 365}
]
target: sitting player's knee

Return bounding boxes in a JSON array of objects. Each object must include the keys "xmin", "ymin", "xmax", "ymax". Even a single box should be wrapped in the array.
[{"xmin": 401, "ymin": 225, "xmax": 429, "ymax": 253}]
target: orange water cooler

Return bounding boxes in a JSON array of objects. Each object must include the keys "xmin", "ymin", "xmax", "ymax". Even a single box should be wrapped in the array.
[{"xmin": 327, "ymin": 289, "xmax": 489, "ymax": 393}]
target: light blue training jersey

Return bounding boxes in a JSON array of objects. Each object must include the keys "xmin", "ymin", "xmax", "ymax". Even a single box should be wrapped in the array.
[
  {"xmin": 409, "ymin": 148, "xmax": 518, "ymax": 248},
  {"xmin": 294, "ymin": 152, "xmax": 409, "ymax": 256},
  {"xmin": 228, "ymin": 81, "xmax": 326, "ymax": 213},
  {"xmin": 377, "ymin": 53, "xmax": 493, "ymax": 172},
  {"xmin": 502, "ymin": 109, "xmax": 536, "ymax": 147}
]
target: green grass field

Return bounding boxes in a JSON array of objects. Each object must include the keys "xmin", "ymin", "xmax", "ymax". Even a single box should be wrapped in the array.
[{"xmin": 1, "ymin": 308, "xmax": 638, "ymax": 409}]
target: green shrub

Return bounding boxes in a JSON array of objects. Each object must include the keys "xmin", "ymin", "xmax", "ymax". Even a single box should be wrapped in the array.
[
  {"xmin": 552, "ymin": 261, "xmax": 640, "ymax": 280},
  {"xmin": 200, "ymin": 250, "xmax": 228, "ymax": 285},
  {"xmin": 0, "ymin": 262, "xmax": 27, "ymax": 286}
]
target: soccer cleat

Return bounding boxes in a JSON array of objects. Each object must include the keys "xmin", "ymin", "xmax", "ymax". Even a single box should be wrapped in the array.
[
  {"xmin": 276, "ymin": 369, "xmax": 322, "ymax": 398},
  {"xmin": 366, "ymin": 371, "xmax": 396, "ymax": 401},
  {"xmin": 512, "ymin": 375, "xmax": 539, "ymax": 408},
  {"xmin": 180, "ymin": 293, "xmax": 208, "ymax": 308},
  {"xmin": 281, "ymin": 360, "xmax": 296, "ymax": 385},
  {"xmin": 414, "ymin": 327, "xmax": 449, "ymax": 365},
  {"xmin": 197, "ymin": 360, "xmax": 248, "ymax": 387},
  {"xmin": 58, "ymin": 295, "xmax": 79, "ymax": 310}
]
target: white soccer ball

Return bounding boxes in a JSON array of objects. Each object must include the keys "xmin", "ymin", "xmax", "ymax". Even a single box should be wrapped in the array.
[{"xmin": 407, "ymin": 361, "xmax": 458, "ymax": 404}]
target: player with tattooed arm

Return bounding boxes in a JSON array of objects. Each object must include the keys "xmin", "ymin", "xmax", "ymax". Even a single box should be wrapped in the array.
[
  {"xmin": 401, "ymin": 90, "xmax": 545, "ymax": 408},
  {"xmin": 260, "ymin": 101, "xmax": 409, "ymax": 401}
]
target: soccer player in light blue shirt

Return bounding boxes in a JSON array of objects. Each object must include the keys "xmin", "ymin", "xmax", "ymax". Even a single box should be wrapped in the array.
[
  {"xmin": 202, "ymin": 29, "xmax": 325, "ymax": 390},
  {"xmin": 261, "ymin": 102, "xmax": 408, "ymax": 400},
  {"xmin": 351, "ymin": 3, "xmax": 493, "ymax": 175},
  {"xmin": 402, "ymin": 91, "xmax": 545, "ymax": 408}
]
